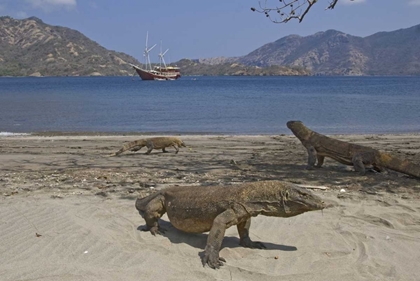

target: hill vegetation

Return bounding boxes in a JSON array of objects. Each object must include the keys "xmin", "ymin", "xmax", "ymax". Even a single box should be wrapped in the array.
[
  {"xmin": 0, "ymin": 16, "xmax": 140, "ymax": 76},
  {"xmin": 177, "ymin": 59, "xmax": 310, "ymax": 76},
  {"xmin": 234, "ymin": 25, "xmax": 420, "ymax": 75}
]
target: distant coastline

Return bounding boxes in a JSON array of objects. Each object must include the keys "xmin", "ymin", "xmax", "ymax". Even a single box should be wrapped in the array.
[{"xmin": 2, "ymin": 17, "xmax": 419, "ymax": 77}]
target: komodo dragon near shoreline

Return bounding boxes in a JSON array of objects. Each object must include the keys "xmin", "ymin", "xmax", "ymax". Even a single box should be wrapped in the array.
[
  {"xmin": 287, "ymin": 120, "xmax": 420, "ymax": 178},
  {"xmin": 135, "ymin": 181, "xmax": 325, "ymax": 269},
  {"xmin": 110, "ymin": 137, "xmax": 186, "ymax": 156}
]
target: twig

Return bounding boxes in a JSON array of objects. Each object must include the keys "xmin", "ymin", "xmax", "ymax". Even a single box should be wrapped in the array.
[
  {"xmin": 295, "ymin": 184, "xmax": 329, "ymax": 190},
  {"xmin": 251, "ymin": 0, "xmax": 341, "ymax": 23}
]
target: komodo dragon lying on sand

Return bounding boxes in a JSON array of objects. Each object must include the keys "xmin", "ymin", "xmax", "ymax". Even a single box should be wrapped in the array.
[
  {"xmin": 135, "ymin": 181, "xmax": 325, "ymax": 269},
  {"xmin": 110, "ymin": 137, "xmax": 186, "ymax": 156},
  {"xmin": 287, "ymin": 120, "xmax": 420, "ymax": 178}
]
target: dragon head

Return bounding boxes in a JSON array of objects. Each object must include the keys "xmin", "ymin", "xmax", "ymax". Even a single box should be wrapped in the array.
[{"xmin": 286, "ymin": 120, "xmax": 312, "ymax": 141}]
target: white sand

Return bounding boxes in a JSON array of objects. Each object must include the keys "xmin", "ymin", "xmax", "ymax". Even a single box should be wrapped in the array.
[{"xmin": 1, "ymin": 134, "xmax": 420, "ymax": 280}]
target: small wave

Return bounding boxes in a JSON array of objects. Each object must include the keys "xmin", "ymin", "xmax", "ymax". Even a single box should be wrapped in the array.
[{"xmin": 0, "ymin": 132, "xmax": 31, "ymax": 136}]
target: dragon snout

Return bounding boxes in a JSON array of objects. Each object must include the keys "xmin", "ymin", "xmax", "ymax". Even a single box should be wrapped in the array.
[
  {"xmin": 306, "ymin": 197, "xmax": 325, "ymax": 211},
  {"xmin": 286, "ymin": 121, "xmax": 294, "ymax": 128},
  {"xmin": 286, "ymin": 120, "xmax": 301, "ymax": 129}
]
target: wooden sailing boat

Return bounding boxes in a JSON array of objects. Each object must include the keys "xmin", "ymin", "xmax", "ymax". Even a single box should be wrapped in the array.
[{"xmin": 131, "ymin": 32, "xmax": 181, "ymax": 81}]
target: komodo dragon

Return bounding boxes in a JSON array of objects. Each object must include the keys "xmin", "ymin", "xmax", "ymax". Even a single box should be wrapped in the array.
[
  {"xmin": 287, "ymin": 120, "xmax": 420, "ymax": 178},
  {"xmin": 110, "ymin": 137, "xmax": 186, "ymax": 156},
  {"xmin": 135, "ymin": 181, "xmax": 325, "ymax": 269}
]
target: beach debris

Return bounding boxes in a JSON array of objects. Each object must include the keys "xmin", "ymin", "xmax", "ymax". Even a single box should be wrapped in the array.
[
  {"xmin": 4, "ymin": 190, "xmax": 19, "ymax": 196},
  {"xmin": 340, "ymin": 188, "xmax": 346, "ymax": 193},
  {"xmin": 361, "ymin": 186, "xmax": 377, "ymax": 195},
  {"xmin": 96, "ymin": 184, "xmax": 107, "ymax": 190},
  {"xmin": 95, "ymin": 191, "xmax": 107, "ymax": 197},
  {"xmin": 84, "ymin": 251, "xmax": 88, "ymax": 254},
  {"xmin": 274, "ymin": 255, "xmax": 279, "ymax": 259},
  {"xmin": 35, "ymin": 233, "xmax": 42, "ymax": 237}
]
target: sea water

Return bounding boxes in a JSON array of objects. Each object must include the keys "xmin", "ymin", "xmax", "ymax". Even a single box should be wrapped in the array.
[{"xmin": 1, "ymin": 76, "xmax": 419, "ymax": 135}]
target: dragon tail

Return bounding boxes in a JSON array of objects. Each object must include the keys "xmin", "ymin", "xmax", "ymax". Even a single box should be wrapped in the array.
[
  {"xmin": 110, "ymin": 139, "xmax": 146, "ymax": 156},
  {"xmin": 378, "ymin": 153, "xmax": 420, "ymax": 179}
]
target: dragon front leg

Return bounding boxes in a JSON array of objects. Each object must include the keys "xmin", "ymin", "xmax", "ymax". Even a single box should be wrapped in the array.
[
  {"xmin": 306, "ymin": 145, "xmax": 317, "ymax": 169},
  {"xmin": 203, "ymin": 209, "xmax": 240, "ymax": 269},
  {"xmin": 173, "ymin": 144, "xmax": 179, "ymax": 154},
  {"xmin": 316, "ymin": 155, "xmax": 325, "ymax": 168},
  {"xmin": 237, "ymin": 218, "xmax": 266, "ymax": 249},
  {"xmin": 352, "ymin": 154, "xmax": 367, "ymax": 175}
]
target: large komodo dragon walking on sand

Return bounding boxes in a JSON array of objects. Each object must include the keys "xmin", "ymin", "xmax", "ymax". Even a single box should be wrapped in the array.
[
  {"xmin": 110, "ymin": 137, "xmax": 186, "ymax": 156},
  {"xmin": 135, "ymin": 181, "xmax": 325, "ymax": 269},
  {"xmin": 287, "ymin": 120, "xmax": 420, "ymax": 178}
]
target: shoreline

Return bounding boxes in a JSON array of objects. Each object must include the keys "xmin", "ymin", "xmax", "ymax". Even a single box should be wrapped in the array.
[
  {"xmin": 2, "ymin": 130, "xmax": 420, "ymax": 137},
  {"xmin": 1, "ymin": 134, "xmax": 420, "ymax": 280}
]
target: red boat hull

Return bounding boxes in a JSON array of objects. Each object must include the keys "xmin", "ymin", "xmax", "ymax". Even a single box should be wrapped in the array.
[{"xmin": 132, "ymin": 65, "xmax": 181, "ymax": 81}]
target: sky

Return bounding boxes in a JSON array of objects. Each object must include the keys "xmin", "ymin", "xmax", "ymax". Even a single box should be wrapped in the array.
[{"xmin": 1, "ymin": 0, "xmax": 420, "ymax": 64}]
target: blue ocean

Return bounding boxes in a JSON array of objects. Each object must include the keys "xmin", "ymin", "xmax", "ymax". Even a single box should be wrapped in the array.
[{"xmin": 1, "ymin": 76, "xmax": 420, "ymax": 135}]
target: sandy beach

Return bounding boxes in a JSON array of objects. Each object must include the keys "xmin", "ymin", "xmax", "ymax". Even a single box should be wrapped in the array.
[{"xmin": 1, "ymin": 133, "xmax": 420, "ymax": 281}]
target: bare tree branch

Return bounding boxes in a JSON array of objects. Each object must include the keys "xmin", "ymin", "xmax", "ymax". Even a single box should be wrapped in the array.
[{"xmin": 251, "ymin": 0, "xmax": 348, "ymax": 23}]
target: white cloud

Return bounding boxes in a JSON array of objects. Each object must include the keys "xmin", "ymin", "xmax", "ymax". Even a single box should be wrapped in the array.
[
  {"xmin": 26, "ymin": 0, "xmax": 77, "ymax": 11},
  {"xmin": 408, "ymin": 0, "xmax": 420, "ymax": 6},
  {"xmin": 16, "ymin": 10, "xmax": 28, "ymax": 18},
  {"xmin": 341, "ymin": 0, "xmax": 366, "ymax": 5},
  {"xmin": 89, "ymin": 1, "xmax": 97, "ymax": 9}
]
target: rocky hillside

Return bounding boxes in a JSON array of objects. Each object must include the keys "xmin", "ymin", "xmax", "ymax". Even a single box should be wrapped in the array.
[
  {"xmin": 2, "ymin": 16, "xmax": 419, "ymax": 76},
  {"xmin": 0, "ymin": 16, "xmax": 309, "ymax": 77},
  {"xmin": 0, "ymin": 16, "xmax": 141, "ymax": 76},
  {"xmin": 235, "ymin": 25, "xmax": 420, "ymax": 76},
  {"xmin": 177, "ymin": 59, "xmax": 310, "ymax": 76},
  {"xmin": 363, "ymin": 25, "xmax": 420, "ymax": 75}
]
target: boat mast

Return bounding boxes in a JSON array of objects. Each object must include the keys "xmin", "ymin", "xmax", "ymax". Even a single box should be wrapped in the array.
[
  {"xmin": 143, "ymin": 31, "xmax": 156, "ymax": 71},
  {"xmin": 158, "ymin": 41, "xmax": 169, "ymax": 69}
]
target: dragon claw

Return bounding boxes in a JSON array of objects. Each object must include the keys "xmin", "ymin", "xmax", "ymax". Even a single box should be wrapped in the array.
[
  {"xmin": 203, "ymin": 253, "xmax": 226, "ymax": 269},
  {"xmin": 141, "ymin": 225, "xmax": 166, "ymax": 236}
]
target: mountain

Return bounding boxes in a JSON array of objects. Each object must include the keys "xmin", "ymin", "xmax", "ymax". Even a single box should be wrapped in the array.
[
  {"xmin": 234, "ymin": 25, "xmax": 420, "ymax": 76},
  {"xmin": 176, "ymin": 59, "xmax": 310, "ymax": 76},
  {"xmin": 0, "ymin": 16, "xmax": 141, "ymax": 76},
  {"xmin": 2, "ymin": 16, "xmax": 419, "ymax": 76},
  {"xmin": 363, "ymin": 25, "xmax": 420, "ymax": 75},
  {"xmin": 0, "ymin": 16, "xmax": 307, "ymax": 77}
]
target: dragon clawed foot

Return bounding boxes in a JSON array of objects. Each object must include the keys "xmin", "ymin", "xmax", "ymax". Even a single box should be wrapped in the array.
[
  {"xmin": 141, "ymin": 225, "xmax": 166, "ymax": 236},
  {"xmin": 202, "ymin": 250, "xmax": 226, "ymax": 269}
]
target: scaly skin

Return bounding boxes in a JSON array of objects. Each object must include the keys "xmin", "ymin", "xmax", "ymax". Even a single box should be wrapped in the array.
[
  {"xmin": 135, "ymin": 181, "xmax": 325, "ymax": 269},
  {"xmin": 287, "ymin": 120, "xmax": 420, "ymax": 178},
  {"xmin": 110, "ymin": 137, "xmax": 186, "ymax": 156}
]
